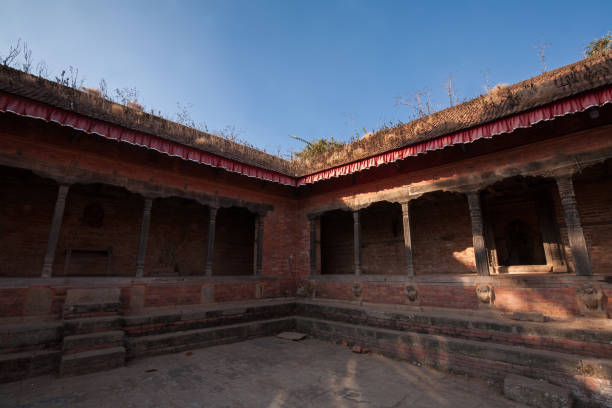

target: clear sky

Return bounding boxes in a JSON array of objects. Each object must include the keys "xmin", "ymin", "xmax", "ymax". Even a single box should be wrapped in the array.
[{"xmin": 1, "ymin": 0, "xmax": 610, "ymax": 155}]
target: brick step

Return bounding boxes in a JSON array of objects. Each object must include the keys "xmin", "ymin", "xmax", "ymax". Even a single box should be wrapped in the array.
[
  {"xmin": 63, "ymin": 316, "xmax": 124, "ymax": 336},
  {"xmin": 122, "ymin": 302, "xmax": 296, "ymax": 338},
  {"xmin": 62, "ymin": 330, "xmax": 124, "ymax": 354},
  {"xmin": 126, "ymin": 317, "xmax": 295, "ymax": 359},
  {"xmin": 296, "ymin": 317, "xmax": 612, "ymax": 408},
  {"xmin": 0, "ymin": 349, "xmax": 61, "ymax": 383},
  {"xmin": 59, "ymin": 346, "xmax": 125, "ymax": 377},
  {"xmin": 0, "ymin": 321, "xmax": 62, "ymax": 354},
  {"xmin": 297, "ymin": 301, "xmax": 612, "ymax": 359},
  {"xmin": 62, "ymin": 302, "xmax": 122, "ymax": 319}
]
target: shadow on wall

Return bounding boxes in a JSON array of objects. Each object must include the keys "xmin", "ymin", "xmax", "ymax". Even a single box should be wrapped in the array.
[{"xmin": 410, "ymin": 191, "xmax": 476, "ymax": 275}]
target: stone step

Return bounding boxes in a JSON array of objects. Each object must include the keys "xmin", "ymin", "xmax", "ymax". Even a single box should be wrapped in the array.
[
  {"xmin": 0, "ymin": 349, "xmax": 61, "ymax": 383},
  {"xmin": 62, "ymin": 302, "xmax": 122, "ymax": 319},
  {"xmin": 126, "ymin": 317, "xmax": 295, "ymax": 359},
  {"xmin": 62, "ymin": 331, "xmax": 124, "ymax": 354},
  {"xmin": 296, "ymin": 317, "xmax": 612, "ymax": 408},
  {"xmin": 59, "ymin": 346, "xmax": 125, "ymax": 377},
  {"xmin": 62, "ymin": 316, "xmax": 124, "ymax": 336},
  {"xmin": 0, "ymin": 322, "xmax": 62, "ymax": 353},
  {"xmin": 296, "ymin": 301, "xmax": 612, "ymax": 359},
  {"xmin": 504, "ymin": 374, "xmax": 573, "ymax": 408}
]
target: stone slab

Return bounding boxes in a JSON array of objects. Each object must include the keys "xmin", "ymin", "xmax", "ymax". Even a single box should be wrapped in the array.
[{"xmin": 276, "ymin": 331, "xmax": 307, "ymax": 341}]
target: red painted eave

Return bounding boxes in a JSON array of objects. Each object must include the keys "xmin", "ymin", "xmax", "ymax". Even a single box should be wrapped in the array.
[{"xmin": 1, "ymin": 86, "xmax": 611, "ymax": 187}]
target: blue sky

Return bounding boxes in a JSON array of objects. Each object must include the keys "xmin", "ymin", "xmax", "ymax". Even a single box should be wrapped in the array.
[{"xmin": 1, "ymin": 1, "xmax": 610, "ymax": 155}]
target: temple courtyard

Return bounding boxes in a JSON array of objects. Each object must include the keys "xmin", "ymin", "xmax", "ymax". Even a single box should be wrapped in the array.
[{"xmin": 0, "ymin": 336, "xmax": 527, "ymax": 408}]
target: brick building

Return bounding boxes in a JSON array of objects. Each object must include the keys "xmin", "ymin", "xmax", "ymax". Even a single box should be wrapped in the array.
[{"xmin": 0, "ymin": 56, "xmax": 611, "ymax": 406}]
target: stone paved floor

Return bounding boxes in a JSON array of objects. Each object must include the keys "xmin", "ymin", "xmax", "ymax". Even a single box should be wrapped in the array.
[{"xmin": 0, "ymin": 337, "xmax": 528, "ymax": 408}]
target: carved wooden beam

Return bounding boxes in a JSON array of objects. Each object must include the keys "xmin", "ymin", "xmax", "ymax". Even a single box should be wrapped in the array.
[
  {"xmin": 353, "ymin": 210, "xmax": 361, "ymax": 276},
  {"xmin": 42, "ymin": 184, "xmax": 69, "ymax": 278},
  {"xmin": 555, "ymin": 176, "xmax": 592, "ymax": 276},
  {"xmin": 135, "ymin": 198, "xmax": 153, "ymax": 277},
  {"xmin": 467, "ymin": 191, "xmax": 490, "ymax": 276},
  {"xmin": 205, "ymin": 206, "xmax": 218, "ymax": 276},
  {"xmin": 401, "ymin": 202, "xmax": 415, "ymax": 276}
]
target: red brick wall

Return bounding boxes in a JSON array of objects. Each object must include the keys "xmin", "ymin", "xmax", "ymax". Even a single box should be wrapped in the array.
[
  {"xmin": 411, "ymin": 192, "xmax": 475, "ymax": 275},
  {"xmin": 360, "ymin": 202, "xmax": 406, "ymax": 274},
  {"xmin": 53, "ymin": 183, "xmax": 142, "ymax": 277},
  {"xmin": 0, "ymin": 166, "xmax": 56, "ymax": 277},
  {"xmin": 214, "ymin": 207, "xmax": 255, "ymax": 276},
  {"xmin": 320, "ymin": 210, "xmax": 354, "ymax": 275},
  {"xmin": 145, "ymin": 197, "xmax": 209, "ymax": 276},
  {"xmin": 575, "ymin": 171, "xmax": 612, "ymax": 275}
]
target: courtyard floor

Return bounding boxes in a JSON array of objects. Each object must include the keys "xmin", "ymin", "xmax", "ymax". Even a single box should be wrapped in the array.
[{"xmin": 0, "ymin": 336, "xmax": 528, "ymax": 408}]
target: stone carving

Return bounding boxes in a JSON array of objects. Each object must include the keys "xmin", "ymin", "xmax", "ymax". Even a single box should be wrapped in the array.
[
  {"xmin": 476, "ymin": 285, "xmax": 494, "ymax": 304},
  {"xmin": 576, "ymin": 285, "xmax": 607, "ymax": 317},
  {"xmin": 352, "ymin": 282, "xmax": 363, "ymax": 299},
  {"xmin": 405, "ymin": 285, "xmax": 418, "ymax": 302}
]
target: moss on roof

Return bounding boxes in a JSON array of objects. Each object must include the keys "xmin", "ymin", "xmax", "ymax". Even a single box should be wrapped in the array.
[{"xmin": 1, "ymin": 54, "xmax": 611, "ymax": 179}]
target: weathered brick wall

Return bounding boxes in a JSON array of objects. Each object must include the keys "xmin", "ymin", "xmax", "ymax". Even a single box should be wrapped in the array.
[
  {"xmin": 214, "ymin": 207, "xmax": 255, "ymax": 276},
  {"xmin": 145, "ymin": 197, "xmax": 209, "ymax": 276},
  {"xmin": 361, "ymin": 202, "xmax": 406, "ymax": 275},
  {"xmin": 0, "ymin": 167, "xmax": 57, "ymax": 277},
  {"xmin": 411, "ymin": 192, "xmax": 475, "ymax": 275},
  {"xmin": 53, "ymin": 183, "xmax": 142, "ymax": 277},
  {"xmin": 320, "ymin": 210, "xmax": 353, "ymax": 274},
  {"xmin": 575, "ymin": 171, "xmax": 612, "ymax": 275}
]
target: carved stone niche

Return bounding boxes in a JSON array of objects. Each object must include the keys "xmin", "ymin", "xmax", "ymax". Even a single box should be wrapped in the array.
[
  {"xmin": 576, "ymin": 285, "xmax": 608, "ymax": 318},
  {"xmin": 405, "ymin": 285, "xmax": 418, "ymax": 303},
  {"xmin": 352, "ymin": 282, "xmax": 363, "ymax": 299},
  {"xmin": 476, "ymin": 285, "xmax": 495, "ymax": 305}
]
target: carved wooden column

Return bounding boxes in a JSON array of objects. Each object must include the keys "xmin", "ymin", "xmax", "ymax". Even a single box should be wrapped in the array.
[
  {"xmin": 42, "ymin": 184, "xmax": 69, "ymax": 278},
  {"xmin": 556, "ymin": 176, "xmax": 592, "ymax": 276},
  {"xmin": 467, "ymin": 191, "xmax": 490, "ymax": 276},
  {"xmin": 353, "ymin": 210, "xmax": 361, "ymax": 275},
  {"xmin": 205, "ymin": 206, "xmax": 218, "ymax": 276},
  {"xmin": 255, "ymin": 214, "xmax": 264, "ymax": 276},
  {"xmin": 309, "ymin": 216, "xmax": 317, "ymax": 276},
  {"xmin": 401, "ymin": 202, "xmax": 415, "ymax": 276},
  {"xmin": 136, "ymin": 198, "xmax": 153, "ymax": 277}
]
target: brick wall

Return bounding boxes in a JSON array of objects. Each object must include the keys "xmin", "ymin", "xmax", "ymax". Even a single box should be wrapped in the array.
[
  {"xmin": 360, "ymin": 202, "xmax": 406, "ymax": 274},
  {"xmin": 411, "ymin": 192, "xmax": 475, "ymax": 275},
  {"xmin": 0, "ymin": 167, "xmax": 56, "ymax": 277},
  {"xmin": 145, "ymin": 197, "xmax": 209, "ymax": 276},
  {"xmin": 320, "ymin": 210, "xmax": 353, "ymax": 275},
  {"xmin": 214, "ymin": 207, "xmax": 255, "ymax": 276}
]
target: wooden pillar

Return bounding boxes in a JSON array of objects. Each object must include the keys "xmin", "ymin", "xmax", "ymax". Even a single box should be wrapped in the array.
[
  {"xmin": 401, "ymin": 202, "xmax": 415, "ymax": 276},
  {"xmin": 42, "ymin": 184, "xmax": 69, "ymax": 278},
  {"xmin": 205, "ymin": 206, "xmax": 218, "ymax": 276},
  {"xmin": 556, "ymin": 176, "xmax": 592, "ymax": 276},
  {"xmin": 467, "ymin": 191, "xmax": 490, "ymax": 276},
  {"xmin": 309, "ymin": 216, "xmax": 317, "ymax": 276},
  {"xmin": 136, "ymin": 198, "xmax": 153, "ymax": 277},
  {"xmin": 353, "ymin": 210, "xmax": 361, "ymax": 275},
  {"xmin": 255, "ymin": 214, "xmax": 264, "ymax": 276}
]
